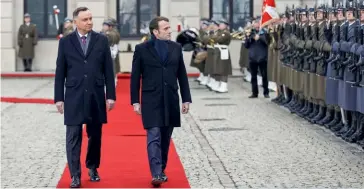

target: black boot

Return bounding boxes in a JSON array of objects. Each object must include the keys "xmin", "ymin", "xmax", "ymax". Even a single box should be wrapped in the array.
[
  {"xmin": 302, "ymin": 102, "xmax": 313, "ymax": 117},
  {"xmin": 335, "ymin": 116, "xmax": 351, "ymax": 138},
  {"xmin": 343, "ymin": 113, "xmax": 358, "ymax": 141},
  {"xmin": 23, "ymin": 59, "xmax": 28, "ymax": 72},
  {"xmin": 346, "ymin": 114, "xmax": 363, "ymax": 143},
  {"xmin": 311, "ymin": 106, "xmax": 326, "ymax": 124},
  {"xmin": 327, "ymin": 111, "xmax": 342, "ymax": 131},
  {"xmin": 306, "ymin": 104, "xmax": 319, "ymax": 121},
  {"xmin": 271, "ymin": 92, "xmax": 282, "ymax": 103},
  {"xmin": 297, "ymin": 100, "xmax": 308, "ymax": 117},
  {"xmin": 27, "ymin": 59, "xmax": 33, "ymax": 71},
  {"xmin": 292, "ymin": 98, "xmax": 304, "ymax": 113},
  {"xmin": 318, "ymin": 108, "xmax": 334, "ymax": 126}
]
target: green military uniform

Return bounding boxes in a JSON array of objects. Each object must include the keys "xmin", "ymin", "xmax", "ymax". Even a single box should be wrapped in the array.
[
  {"xmin": 18, "ymin": 13, "xmax": 38, "ymax": 71},
  {"xmin": 202, "ymin": 20, "xmax": 219, "ymax": 89},
  {"xmin": 191, "ymin": 20, "xmax": 209, "ymax": 79}
]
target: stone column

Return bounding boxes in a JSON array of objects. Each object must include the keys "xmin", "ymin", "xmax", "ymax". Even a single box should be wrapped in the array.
[{"xmin": 1, "ymin": 0, "xmax": 16, "ymax": 72}]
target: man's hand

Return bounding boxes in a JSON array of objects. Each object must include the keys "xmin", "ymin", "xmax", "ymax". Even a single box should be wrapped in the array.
[
  {"xmin": 133, "ymin": 103, "xmax": 141, "ymax": 115},
  {"xmin": 56, "ymin": 101, "xmax": 64, "ymax": 114},
  {"xmin": 254, "ymin": 34, "xmax": 260, "ymax": 41},
  {"xmin": 182, "ymin": 103, "xmax": 190, "ymax": 114},
  {"xmin": 107, "ymin": 99, "xmax": 115, "ymax": 111}
]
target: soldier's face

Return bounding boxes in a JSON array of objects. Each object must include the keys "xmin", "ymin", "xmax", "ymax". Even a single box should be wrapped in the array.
[
  {"xmin": 361, "ymin": 10, "xmax": 364, "ymax": 20},
  {"xmin": 219, "ymin": 23, "xmax": 227, "ymax": 30},
  {"xmin": 317, "ymin": 12, "xmax": 323, "ymax": 20},
  {"xmin": 75, "ymin": 10, "xmax": 93, "ymax": 33},
  {"xmin": 153, "ymin": 20, "xmax": 171, "ymax": 40},
  {"xmin": 24, "ymin": 17, "xmax": 30, "ymax": 23},
  {"xmin": 346, "ymin": 11, "xmax": 354, "ymax": 20},
  {"xmin": 103, "ymin": 24, "xmax": 110, "ymax": 31},
  {"xmin": 64, "ymin": 21, "xmax": 72, "ymax": 28}
]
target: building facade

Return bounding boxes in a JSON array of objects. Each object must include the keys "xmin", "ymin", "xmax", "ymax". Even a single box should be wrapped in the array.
[{"xmin": 1, "ymin": 0, "xmax": 326, "ymax": 72}]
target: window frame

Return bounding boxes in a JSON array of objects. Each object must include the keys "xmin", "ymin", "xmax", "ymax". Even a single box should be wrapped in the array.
[
  {"xmin": 209, "ymin": 0, "xmax": 253, "ymax": 32},
  {"xmin": 23, "ymin": 0, "xmax": 67, "ymax": 39},
  {"xmin": 116, "ymin": 0, "xmax": 161, "ymax": 39}
]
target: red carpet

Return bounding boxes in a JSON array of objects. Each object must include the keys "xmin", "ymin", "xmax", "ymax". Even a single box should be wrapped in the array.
[
  {"xmin": 1, "ymin": 97, "xmax": 53, "ymax": 104},
  {"xmin": 56, "ymin": 79, "xmax": 190, "ymax": 188}
]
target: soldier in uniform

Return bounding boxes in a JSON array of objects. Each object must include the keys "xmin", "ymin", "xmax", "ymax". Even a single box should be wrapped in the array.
[
  {"xmin": 210, "ymin": 19, "xmax": 232, "ymax": 93},
  {"xmin": 352, "ymin": 2, "xmax": 364, "ymax": 148},
  {"xmin": 202, "ymin": 19, "xmax": 219, "ymax": 89},
  {"xmin": 239, "ymin": 18, "xmax": 253, "ymax": 82},
  {"xmin": 325, "ymin": 5, "xmax": 346, "ymax": 131},
  {"xmin": 101, "ymin": 19, "xmax": 120, "ymax": 86},
  {"xmin": 191, "ymin": 18, "xmax": 209, "ymax": 82},
  {"xmin": 17, "ymin": 13, "xmax": 38, "ymax": 72},
  {"xmin": 62, "ymin": 18, "xmax": 74, "ymax": 37},
  {"xmin": 335, "ymin": 2, "xmax": 359, "ymax": 140},
  {"xmin": 305, "ymin": 5, "xmax": 330, "ymax": 124}
]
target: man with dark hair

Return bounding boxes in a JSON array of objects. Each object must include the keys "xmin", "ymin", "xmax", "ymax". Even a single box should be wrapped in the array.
[
  {"xmin": 130, "ymin": 16, "xmax": 192, "ymax": 187},
  {"xmin": 54, "ymin": 7, "xmax": 116, "ymax": 188}
]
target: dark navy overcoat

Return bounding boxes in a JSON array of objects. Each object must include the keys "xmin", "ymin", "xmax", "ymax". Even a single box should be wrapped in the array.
[
  {"xmin": 54, "ymin": 30, "xmax": 116, "ymax": 126},
  {"xmin": 130, "ymin": 40, "xmax": 192, "ymax": 129}
]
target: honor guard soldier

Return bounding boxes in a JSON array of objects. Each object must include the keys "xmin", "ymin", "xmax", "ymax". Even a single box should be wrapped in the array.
[
  {"xmin": 62, "ymin": 18, "xmax": 74, "ymax": 37},
  {"xmin": 334, "ymin": 1, "xmax": 359, "ymax": 140},
  {"xmin": 191, "ymin": 18, "xmax": 209, "ymax": 83},
  {"xmin": 210, "ymin": 18, "xmax": 232, "ymax": 93},
  {"xmin": 307, "ymin": 5, "xmax": 330, "ymax": 124},
  {"xmin": 202, "ymin": 19, "xmax": 219, "ymax": 89},
  {"xmin": 350, "ymin": 1, "xmax": 364, "ymax": 148},
  {"xmin": 239, "ymin": 18, "xmax": 253, "ymax": 81},
  {"xmin": 17, "ymin": 13, "xmax": 38, "ymax": 72},
  {"xmin": 108, "ymin": 18, "xmax": 121, "ymax": 79},
  {"xmin": 325, "ymin": 4, "xmax": 346, "ymax": 131}
]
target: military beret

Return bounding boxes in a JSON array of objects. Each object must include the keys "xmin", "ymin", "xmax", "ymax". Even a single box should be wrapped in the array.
[
  {"xmin": 24, "ymin": 13, "xmax": 30, "ymax": 17},
  {"xmin": 64, "ymin": 18, "xmax": 72, "ymax": 23}
]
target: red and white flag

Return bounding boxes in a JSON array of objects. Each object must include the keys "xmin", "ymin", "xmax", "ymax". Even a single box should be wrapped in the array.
[{"xmin": 260, "ymin": 0, "xmax": 280, "ymax": 28}]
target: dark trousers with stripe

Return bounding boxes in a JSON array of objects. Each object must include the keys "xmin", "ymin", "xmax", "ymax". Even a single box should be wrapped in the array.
[
  {"xmin": 147, "ymin": 127, "xmax": 174, "ymax": 177},
  {"xmin": 66, "ymin": 123, "xmax": 102, "ymax": 178}
]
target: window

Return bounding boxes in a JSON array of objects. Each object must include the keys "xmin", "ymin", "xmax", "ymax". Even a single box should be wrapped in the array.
[
  {"xmin": 24, "ymin": 0, "xmax": 67, "ymax": 38},
  {"xmin": 117, "ymin": 0, "xmax": 160, "ymax": 37},
  {"xmin": 209, "ymin": 0, "xmax": 252, "ymax": 32}
]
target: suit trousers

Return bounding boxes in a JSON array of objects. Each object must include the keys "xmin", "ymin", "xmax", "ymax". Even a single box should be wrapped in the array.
[
  {"xmin": 249, "ymin": 61, "xmax": 269, "ymax": 95},
  {"xmin": 147, "ymin": 126, "xmax": 174, "ymax": 177},
  {"xmin": 66, "ymin": 123, "xmax": 102, "ymax": 178}
]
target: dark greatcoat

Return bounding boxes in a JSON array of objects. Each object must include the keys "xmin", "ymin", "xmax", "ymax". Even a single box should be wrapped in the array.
[
  {"xmin": 54, "ymin": 31, "xmax": 116, "ymax": 126},
  {"xmin": 130, "ymin": 40, "xmax": 192, "ymax": 129}
]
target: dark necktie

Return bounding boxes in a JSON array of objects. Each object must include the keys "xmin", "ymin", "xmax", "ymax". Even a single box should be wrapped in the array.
[{"xmin": 81, "ymin": 36, "xmax": 87, "ymax": 53}]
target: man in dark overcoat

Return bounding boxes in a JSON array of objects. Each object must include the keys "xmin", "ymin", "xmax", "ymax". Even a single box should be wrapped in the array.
[
  {"xmin": 130, "ymin": 16, "xmax": 192, "ymax": 187},
  {"xmin": 54, "ymin": 7, "xmax": 116, "ymax": 188}
]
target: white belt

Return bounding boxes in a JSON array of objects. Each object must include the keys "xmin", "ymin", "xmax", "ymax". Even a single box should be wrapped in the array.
[
  {"xmin": 214, "ymin": 44, "xmax": 229, "ymax": 60},
  {"xmin": 214, "ymin": 44, "xmax": 229, "ymax": 48},
  {"xmin": 207, "ymin": 45, "xmax": 214, "ymax": 48}
]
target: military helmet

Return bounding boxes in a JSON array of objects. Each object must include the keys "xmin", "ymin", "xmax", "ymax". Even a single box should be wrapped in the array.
[
  {"xmin": 346, "ymin": 0, "xmax": 357, "ymax": 18},
  {"xmin": 24, "ymin": 13, "xmax": 31, "ymax": 18},
  {"xmin": 64, "ymin": 17, "xmax": 72, "ymax": 23},
  {"xmin": 103, "ymin": 19, "xmax": 113, "ymax": 26}
]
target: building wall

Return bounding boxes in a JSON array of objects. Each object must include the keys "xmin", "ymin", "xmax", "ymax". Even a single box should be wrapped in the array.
[{"xmin": 1, "ymin": 0, "xmax": 327, "ymax": 72}]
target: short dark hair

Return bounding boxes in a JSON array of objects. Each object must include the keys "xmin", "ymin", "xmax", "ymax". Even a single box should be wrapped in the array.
[
  {"xmin": 73, "ymin": 7, "xmax": 89, "ymax": 18},
  {"xmin": 149, "ymin": 16, "xmax": 169, "ymax": 34}
]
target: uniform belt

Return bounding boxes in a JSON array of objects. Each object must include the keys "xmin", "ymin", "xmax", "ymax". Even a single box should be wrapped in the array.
[
  {"xmin": 214, "ymin": 44, "xmax": 228, "ymax": 48},
  {"xmin": 207, "ymin": 45, "xmax": 214, "ymax": 48}
]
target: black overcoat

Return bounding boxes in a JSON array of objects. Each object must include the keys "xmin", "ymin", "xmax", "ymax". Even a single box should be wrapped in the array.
[
  {"xmin": 54, "ymin": 31, "xmax": 116, "ymax": 126},
  {"xmin": 130, "ymin": 40, "xmax": 192, "ymax": 129}
]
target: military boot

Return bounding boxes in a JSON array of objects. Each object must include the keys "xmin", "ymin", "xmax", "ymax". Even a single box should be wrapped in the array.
[
  {"xmin": 301, "ymin": 102, "xmax": 314, "ymax": 117},
  {"xmin": 294, "ymin": 98, "xmax": 305, "ymax": 113},
  {"xmin": 318, "ymin": 108, "xmax": 335, "ymax": 126},
  {"xmin": 335, "ymin": 116, "xmax": 351, "ymax": 137},
  {"xmin": 272, "ymin": 92, "xmax": 284, "ymax": 104},
  {"xmin": 342, "ymin": 113, "xmax": 358, "ymax": 139},
  {"xmin": 297, "ymin": 100, "xmax": 308, "ymax": 117},
  {"xmin": 326, "ymin": 111, "xmax": 342, "ymax": 130},
  {"xmin": 306, "ymin": 104, "xmax": 319, "ymax": 121},
  {"xmin": 311, "ymin": 106, "xmax": 326, "ymax": 124},
  {"xmin": 347, "ymin": 116, "xmax": 364, "ymax": 143}
]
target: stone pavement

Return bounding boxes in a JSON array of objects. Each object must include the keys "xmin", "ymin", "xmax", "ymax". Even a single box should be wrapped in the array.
[{"xmin": 1, "ymin": 77, "xmax": 364, "ymax": 188}]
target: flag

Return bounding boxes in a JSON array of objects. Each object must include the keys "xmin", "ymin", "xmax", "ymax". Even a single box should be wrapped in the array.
[{"xmin": 260, "ymin": 0, "xmax": 280, "ymax": 28}]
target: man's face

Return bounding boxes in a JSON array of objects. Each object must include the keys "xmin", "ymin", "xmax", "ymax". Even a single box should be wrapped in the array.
[
  {"xmin": 219, "ymin": 23, "xmax": 227, "ymax": 30},
  {"xmin": 74, "ymin": 10, "xmax": 93, "ymax": 33},
  {"xmin": 24, "ymin": 17, "xmax": 31, "ymax": 23},
  {"xmin": 329, "ymin": 13, "xmax": 337, "ymax": 21},
  {"xmin": 301, "ymin": 15, "xmax": 307, "ymax": 22},
  {"xmin": 338, "ymin": 10, "xmax": 344, "ymax": 20},
  {"xmin": 309, "ymin": 13, "xmax": 315, "ymax": 21},
  {"xmin": 253, "ymin": 20, "xmax": 260, "ymax": 29},
  {"xmin": 346, "ymin": 10, "xmax": 354, "ymax": 20},
  {"xmin": 360, "ymin": 10, "xmax": 364, "ymax": 20},
  {"xmin": 317, "ymin": 11, "xmax": 324, "ymax": 20},
  {"xmin": 64, "ymin": 21, "xmax": 72, "ymax": 28},
  {"xmin": 103, "ymin": 24, "xmax": 110, "ymax": 31},
  {"xmin": 153, "ymin": 20, "xmax": 171, "ymax": 40}
]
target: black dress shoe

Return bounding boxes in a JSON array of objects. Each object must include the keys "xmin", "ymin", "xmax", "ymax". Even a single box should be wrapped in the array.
[
  {"xmin": 151, "ymin": 176, "xmax": 164, "ymax": 187},
  {"xmin": 70, "ymin": 176, "xmax": 81, "ymax": 188},
  {"xmin": 89, "ymin": 169, "xmax": 100, "ymax": 182},
  {"xmin": 161, "ymin": 171, "xmax": 168, "ymax": 182},
  {"xmin": 248, "ymin": 94, "xmax": 258, "ymax": 98}
]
